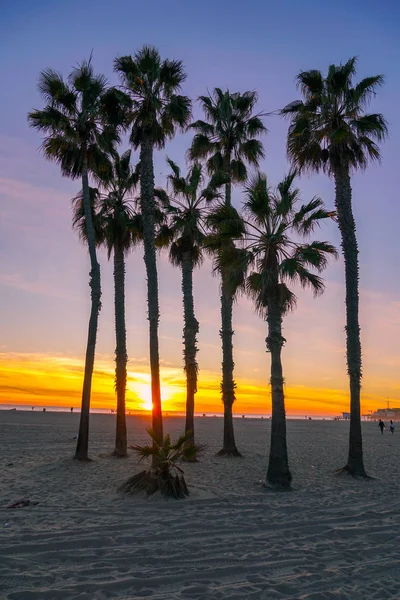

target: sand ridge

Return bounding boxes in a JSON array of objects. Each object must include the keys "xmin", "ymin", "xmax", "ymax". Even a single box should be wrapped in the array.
[{"xmin": 1, "ymin": 412, "xmax": 400, "ymax": 599}]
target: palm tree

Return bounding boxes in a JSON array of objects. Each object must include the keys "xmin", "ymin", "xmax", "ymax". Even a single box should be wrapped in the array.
[
  {"xmin": 156, "ymin": 159, "xmax": 220, "ymax": 453},
  {"xmin": 189, "ymin": 89, "xmax": 266, "ymax": 456},
  {"xmin": 28, "ymin": 59, "xmax": 131, "ymax": 460},
  {"xmin": 281, "ymin": 57, "xmax": 387, "ymax": 476},
  {"xmin": 229, "ymin": 172, "xmax": 336, "ymax": 487},
  {"xmin": 72, "ymin": 150, "xmax": 140, "ymax": 457},
  {"xmin": 120, "ymin": 429, "xmax": 204, "ymax": 499},
  {"xmin": 115, "ymin": 46, "xmax": 192, "ymax": 444}
]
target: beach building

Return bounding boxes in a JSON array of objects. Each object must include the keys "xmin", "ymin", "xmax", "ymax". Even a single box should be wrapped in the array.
[{"xmin": 370, "ymin": 408, "xmax": 400, "ymax": 421}]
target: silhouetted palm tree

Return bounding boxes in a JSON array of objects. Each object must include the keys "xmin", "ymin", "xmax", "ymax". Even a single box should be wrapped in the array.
[
  {"xmin": 115, "ymin": 46, "xmax": 191, "ymax": 444},
  {"xmin": 189, "ymin": 89, "xmax": 266, "ymax": 455},
  {"xmin": 226, "ymin": 172, "xmax": 336, "ymax": 487},
  {"xmin": 282, "ymin": 57, "xmax": 387, "ymax": 476},
  {"xmin": 72, "ymin": 150, "xmax": 141, "ymax": 457},
  {"xmin": 156, "ymin": 159, "xmax": 220, "ymax": 453},
  {"xmin": 28, "ymin": 59, "xmax": 131, "ymax": 460},
  {"xmin": 120, "ymin": 429, "xmax": 204, "ymax": 499}
]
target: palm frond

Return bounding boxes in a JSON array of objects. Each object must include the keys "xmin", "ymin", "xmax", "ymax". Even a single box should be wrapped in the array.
[
  {"xmin": 188, "ymin": 119, "xmax": 214, "ymax": 136},
  {"xmin": 284, "ymin": 58, "xmax": 387, "ymax": 174},
  {"xmin": 71, "ymin": 187, "xmax": 104, "ymax": 245},
  {"xmin": 244, "ymin": 172, "xmax": 272, "ymax": 223},
  {"xmin": 350, "ymin": 75, "xmax": 385, "ymax": 107},
  {"xmin": 115, "ymin": 46, "xmax": 191, "ymax": 148},
  {"xmin": 217, "ymin": 247, "xmax": 254, "ymax": 297},
  {"xmin": 188, "ymin": 162, "xmax": 202, "ymax": 197},
  {"xmin": 27, "ymin": 106, "xmax": 77, "ymax": 136},
  {"xmin": 351, "ymin": 113, "xmax": 388, "ymax": 141},
  {"xmin": 242, "ymin": 170, "xmax": 336, "ymax": 319},
  {"xmin": 296, "ymin": 69, "xmax": 324, "ymax": 98},
  {"xmin": 160, "ymin": 57, "xmax": 187, "ymax": 90},
  {"xmin": 189, "ymin": 88, "xmax": 266, "ymax": 182},
  {"xmin": 165, "ymin": 157, "xmax": 181, "ymax": 179},
  {"xmin": 230, "ymin": 159, "xmax": 248, "ymax": 183},
  {"xmin": 188, "ymin": 133, "xmax": 214, "ymax": 161},
  {"xmin": 292, "ymin": 196, "xmax": 328, "ymax": 233},
  {"xmin": 37, "ymin": 68, "xmax": 76, "ymax": 111},
  {"xmin": 41, "ymin": 136, "xmax": 82, "ymax": 178},
  {"xmin": 207, "ymin": 204, "xmax": 246, "ymax": 239},
  {"xmin": 246, "ymin": 115, "xmax": 267, "ymax": 137},
  {"xmin": 238, "ymin": 139, "xmax": 265, "ymax": 165},
  {"xmin": 29, "ymin": 58, "xmax": 127, "ymax": 184},
  {"xmin": 154, "ymin": 187, "xmax": 171, "ymax": 210},
  {"xmin": 280, "ymin": 259, "xmax": 325, "ymax": 296},
  {"xmin": 295, "ymin": 242, "xmax": 338, "ymax": 270}
]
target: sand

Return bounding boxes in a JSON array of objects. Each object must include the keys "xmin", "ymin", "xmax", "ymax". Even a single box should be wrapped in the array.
[{"xmin": 1, "ymin": 411, "xmax": 400, "ymax": 600}]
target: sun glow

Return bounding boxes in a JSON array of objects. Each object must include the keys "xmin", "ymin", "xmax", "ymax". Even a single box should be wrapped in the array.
[
  {"xmin": 0, "ymin": 353, "xmax": 396, "ymax": 417},
  {"xmin": 134, "ymin": 382, "xmax": 174, "ymax": 412}
]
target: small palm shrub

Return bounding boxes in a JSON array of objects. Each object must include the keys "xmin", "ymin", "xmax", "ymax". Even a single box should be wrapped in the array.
[{"xmin": 119, "ymin": 429, "xmax": 203, "ymax": 499}]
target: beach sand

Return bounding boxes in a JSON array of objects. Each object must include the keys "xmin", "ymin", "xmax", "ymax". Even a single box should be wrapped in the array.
[{"xmin": 1, "ymin": 411, "xmax": 400, "ymax": 599}]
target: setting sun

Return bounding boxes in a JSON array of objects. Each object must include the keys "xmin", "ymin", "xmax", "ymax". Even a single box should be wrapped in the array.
[{"xmin": 134, "ymin": 382, "xmax": 174, "ymax": 411}]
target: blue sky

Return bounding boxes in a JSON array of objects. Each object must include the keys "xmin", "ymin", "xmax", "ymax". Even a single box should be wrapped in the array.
[{"xmin": 0, "ymin": 0, "xmax": 399, "ymax": 411}]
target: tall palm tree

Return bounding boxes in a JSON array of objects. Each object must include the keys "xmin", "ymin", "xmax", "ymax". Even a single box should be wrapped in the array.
[
  {"xmin": 156, "ymin": 159, "xmax": 220, "ymax": 452},
  {"xmin": 281, "ymin": 58, "xmax": 387, "ymax": 476},
  {"xmin": 227, "ymin": 172, "xmax": 336, "ymax": 487},
  {"xmin": 189, "ymin": 89, "xmax": 266, "ymax": 456},
  {"xmin": 28, "ymin": 60, "xmax": 131, "ymax": 460},
  {"xmin": 115, "ymin": 46, "xmax": 192, "ymax": 444},
  {"xmin": 72, "ymin": 150, "xmax": 141, "ymax": 457}
]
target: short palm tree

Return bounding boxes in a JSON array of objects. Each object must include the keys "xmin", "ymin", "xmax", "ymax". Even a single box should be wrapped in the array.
[
  {"xmin": 28, "ymin": 59, "xmax": 131, "ymax": 460},
  {"xmin": 72, "ymin": 150, "xmax": 141, "ymax": 457},
  {"xmin": 281, "ymin": 57, "xmax": 387, "ymax": 476},
  {"xmin": 156, "ymin": 159, "xmax": 220, "ymax": 454},
  {"xmin": 230, "ymin": 172, "xmax": 337, "ymax": 487},
  {"xmin": 119, "ymin": 429, "xmax": 203, "ymax": 499},
  {"xmin": 115, "ymin": 46, "xmax": 192, "ymax": 444},
  {"xmin": 189, "ymin": 89, "xmax": 266, "ymax": 456}
]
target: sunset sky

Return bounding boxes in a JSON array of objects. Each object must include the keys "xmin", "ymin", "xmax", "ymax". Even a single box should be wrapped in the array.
[{"xmin": 1, "ymin": 0, "xmax": 399, "ymax": 416}]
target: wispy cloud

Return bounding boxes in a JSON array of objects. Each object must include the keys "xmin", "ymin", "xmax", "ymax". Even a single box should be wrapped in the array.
[
  {"xmin": 0, "ymin": 271, "xmax": 79, "ymax": 301},
  {"xmin": 0, "ymin": 351, "xmax": 397, "ymax": 415}
]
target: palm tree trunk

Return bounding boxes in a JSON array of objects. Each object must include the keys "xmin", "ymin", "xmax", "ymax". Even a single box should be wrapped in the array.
[
  {"xmin": 140, "ymin": 137, "xmax": 163, "ymax": 444},
  {"xmin": 266, "ymin": 292, "xmax": 291, "ymax": 488},
  {"xmin": 113, "ymin": 244, "xmax": 128, "ymax": 457},
  {"xmin": 75, "ymin": 158, "xmax": 101, "ymax": 461},
  {"xmin": 217, "ymin": 271, "xmax": 241, "ymax": 456},
  {"xmin": 334, "ymin": 166, "xmax": 367, "ymax": 477},
  {"xmin": 217, "ymin": 152, "xmax": 240, "ymax": 456},
  {"xmin": 224, "ymin": 152, "xmax": 232, "ymax": 206},
  {"xmin": 181, "ymin": 252, "xmax": 199, "ymax": 449}
]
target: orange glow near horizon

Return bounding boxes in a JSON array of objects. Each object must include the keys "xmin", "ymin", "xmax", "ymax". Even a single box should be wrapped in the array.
[
  {"xmin": 134, "ymin": 383, "xmax": 154, "ymax": 412},
  {"xmin": 0, "ymin": 352, "xmax": 398, "ymax": 417},
  {"xmin": 129, "ymin": 379, "xmax": 176, "ymax": 412}
]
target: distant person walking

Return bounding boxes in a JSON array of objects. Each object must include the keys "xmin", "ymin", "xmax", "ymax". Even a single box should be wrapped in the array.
[
  {"xmin": 70, "ymin": 407, "xmax": 73, "ymax": 413},
  {"xmin": 390, "ymin": 420, "xmax": 395, "ymax": 434},
  {"xmin": 378, "ymin": 419, "xmax": 385, "ymax": 434}
]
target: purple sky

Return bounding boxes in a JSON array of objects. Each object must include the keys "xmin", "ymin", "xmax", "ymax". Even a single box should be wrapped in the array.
[{"xmin": 1, "ymin": 0, "xmax": 399, "ymax": 411}]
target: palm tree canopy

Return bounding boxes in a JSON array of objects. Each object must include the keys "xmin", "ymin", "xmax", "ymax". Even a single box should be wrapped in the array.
[
  {"xmin": 225, "ymin": 172, "xmax": 337, "ymax": 315},
  {"xmin": 71, "ymin": 186, "xmax": 104, "ymax": 246},
  {"xmin": 71, "ymin": 150, "xmax": 141, "ymax": 258},
  {"xmin": 28, "ymin": 58, "xmax": 132, "ymax": 180},
  {"xmin": 281, "ymin": 57, "xmax": 388, "ymax": 174},
  {"xmin": 202, "ymin": 202, "xmax": 247, "ymax": 298},
  {"xmin": 189, "ymin": 88, "xmax": 267, "ymax": 181},
  {"xmin": 114, "ymin": 46, "xmax": 192, "ymax": 149},
  {"xmin": 99, "ymin": 149, "xmax": 141, "ymax": 258},
  {"xmin": 155, "ymin": 158, "xmax": 221, "ymax": 267}
]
